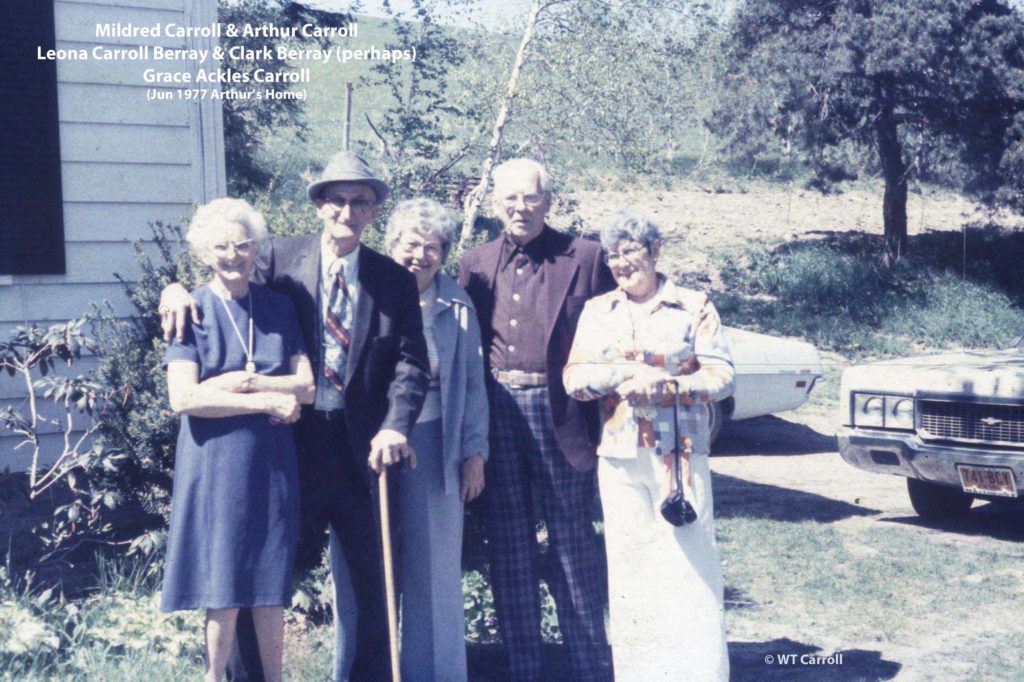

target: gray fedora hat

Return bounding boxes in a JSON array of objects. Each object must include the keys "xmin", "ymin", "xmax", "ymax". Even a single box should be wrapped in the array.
[{"xmin": 307, "ymin": 151, "xmax": 390, "ymax": 203}]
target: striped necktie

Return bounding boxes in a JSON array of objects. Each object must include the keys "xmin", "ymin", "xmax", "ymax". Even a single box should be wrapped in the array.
[{"xmin": 323, "ymin": 263, "xmax": 350, "ymax": 391}]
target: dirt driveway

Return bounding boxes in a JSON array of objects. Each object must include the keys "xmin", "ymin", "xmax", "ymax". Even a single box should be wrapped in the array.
[{"xmin": 712, "ymin": 393, "xmax": 1024, "ymax": 680}]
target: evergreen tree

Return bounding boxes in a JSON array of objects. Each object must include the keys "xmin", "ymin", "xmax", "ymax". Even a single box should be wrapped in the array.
[{"xmin": 712, "ymin": 0, "xmax": 1024, "ymax": 264}]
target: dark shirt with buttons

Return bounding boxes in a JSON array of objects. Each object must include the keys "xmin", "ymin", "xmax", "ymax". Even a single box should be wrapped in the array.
[{"xmin": 489, "ymin": 229, "xmax": 550, "ymax": 372}]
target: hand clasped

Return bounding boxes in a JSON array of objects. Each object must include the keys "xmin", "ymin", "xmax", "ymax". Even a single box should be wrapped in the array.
[{"xmin": 368, "ymin": 428, "xmax": 416, "ymax": 474}]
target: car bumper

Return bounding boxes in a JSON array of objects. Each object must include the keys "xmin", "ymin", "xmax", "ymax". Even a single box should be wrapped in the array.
[{"xmin": 837, "ymin": 427, "xmax": 1024, "ymax": 489}]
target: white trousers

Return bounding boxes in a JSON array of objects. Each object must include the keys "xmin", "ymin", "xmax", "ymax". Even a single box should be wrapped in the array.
[{"xmin": 599, "ymin": 452, "xmax": 729, "ymax": 682}]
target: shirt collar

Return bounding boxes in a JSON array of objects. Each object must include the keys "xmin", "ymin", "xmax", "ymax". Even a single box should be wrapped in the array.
[
  {"xmin": 605, "ymin": 276, "xmax": 692, "ymax": 313},
  {"xmin": 500, "ymin": 225, "xmax": 549, "ymax": 267},
  {"xmin": 321, "ymin": 240, "xmax": 360, "ymax": 284}
]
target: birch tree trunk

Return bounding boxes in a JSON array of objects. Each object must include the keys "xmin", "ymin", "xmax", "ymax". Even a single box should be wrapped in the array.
[{"xmin": 455, "ymin": 0, "xmax": 550, "ymax": 255}]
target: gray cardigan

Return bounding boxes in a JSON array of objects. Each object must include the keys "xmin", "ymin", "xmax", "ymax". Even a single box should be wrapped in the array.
[{"xmin": 429, "ymin": 273, "xmax": 490, "ymax": 494}]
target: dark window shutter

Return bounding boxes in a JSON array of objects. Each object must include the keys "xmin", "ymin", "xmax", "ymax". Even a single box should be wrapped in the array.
[{"xmin": 0, "ymin": 2, "xmax": 66, "ymax": 275}]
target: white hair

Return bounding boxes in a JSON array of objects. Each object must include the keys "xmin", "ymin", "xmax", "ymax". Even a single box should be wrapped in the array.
[
  {"xmin": 492, "ymin": 158, "xmax": 551, "ymax": 193},
  {"xmin": 384, "ymin": 198, "xmax": 458, "ymax": 261},
  {"xmin": 186, "ymin": 197, "xmax": 268, "ymax": 258}
]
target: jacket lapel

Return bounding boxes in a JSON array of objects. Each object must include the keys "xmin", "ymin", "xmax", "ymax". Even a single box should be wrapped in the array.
[
  {"xmin": 292, "ymin": 236, "xmax": 320, "ymax": 300},
  {"xmin": 346, "ymin": 246, "xmax": 374, "ymax": 379},
  {"xmin": 543, "ymin": 233, "xmax": 578, "ymax": 347},
  {"xmin": 433, "ymin": 277, "xmax": 461, "ymax": 380},
  {"xmin": 478, "ymin": 237, "xmax": 504, "ymax": 292}
]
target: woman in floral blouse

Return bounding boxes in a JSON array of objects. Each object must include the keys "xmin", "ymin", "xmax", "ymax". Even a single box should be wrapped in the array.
[{"xmin": 563, "ymin": 211, "xmax": 734, "ymax": 681}]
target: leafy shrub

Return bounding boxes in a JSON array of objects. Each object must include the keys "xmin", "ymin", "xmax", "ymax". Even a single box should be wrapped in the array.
[
  {"xmin": 717, "ymin": 236, "xmax": 1024, "ymax": 357},
  {"xmin": 0, "ymin": 558, "xmax": 202, "ymax": 679},
  {"xmin": 0, "ymin": 320, "xmax": 121, "ymax": 565},
  {"xmin": 85, "ymin": 225, "xmax": 206, "ymax": 563},
  {"xmin": 461, "ymin": 570, "xmax": 561, "ymax": 646},
  {"xmin": 0, "ymin": 223, "xmax": 202, "ymax": 577},
  {"xmin": 77, "ymin": 592, "xmax": 203, "ymax": 663},
  {"xmin": 463, "ymin": 569, "xmax": 499, "ymax": 644},
  {"xmin": 0, "ymin": 603, "xmax": 60, "ymax": 657}
]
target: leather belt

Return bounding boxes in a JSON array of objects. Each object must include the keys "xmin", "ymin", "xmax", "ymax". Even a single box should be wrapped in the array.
[{"xmin": 492, "ymin": 369, "xmax": 547, "ymax": 388}]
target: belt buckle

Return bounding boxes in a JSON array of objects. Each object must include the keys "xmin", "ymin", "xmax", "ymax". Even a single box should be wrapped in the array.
[{"xmin": 507, "ymin": 369, "xmax": 524, "ymax": 389}]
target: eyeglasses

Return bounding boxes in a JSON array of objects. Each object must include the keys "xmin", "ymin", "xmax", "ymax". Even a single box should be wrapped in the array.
[
  {"xmin": 212, "ymin": 239, "xmax": 258, "ymax": 256},
  {"xmin": 603, "ymin": 243, "xmax": 649, "ymax": 265},
  {"xmin": 397, "ymin": 237, "xmax": 444, "ymax": 259},
  {"xmin": 500, "ymin": 193, "xmax": 547, "ymax": 209},
  {"xmin": 321, "ymin": 195, "xmax": 375, "ymax": 212}
]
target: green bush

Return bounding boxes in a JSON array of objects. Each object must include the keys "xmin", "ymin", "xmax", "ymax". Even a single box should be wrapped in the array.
[
  {"xmin": 0, "ymin": 557, "xmax": 202, "ymax": 679},
  {"xmin": 717, "ymin": 236, "xmax": 1024, "ymax": 357},
  {"xmin": 84, "ymin": 225, "xmax": 206, "ymax": 565}
]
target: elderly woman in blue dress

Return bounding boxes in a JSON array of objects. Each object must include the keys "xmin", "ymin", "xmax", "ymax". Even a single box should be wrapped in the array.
[
  {"xmin": 161, "ymin": 198, "xmax": 314, "ymax": 682},
  {"xmin": 330, "ymin": 197, "xmax": 488, "ymax": 681},
  {"xmin": 563, "ymin": 211, "xmax": 734, "ymax": 681}
]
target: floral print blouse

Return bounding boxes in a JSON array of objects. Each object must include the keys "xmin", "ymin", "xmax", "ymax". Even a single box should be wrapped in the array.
[{"xmin": 563, "ymin": 277, "xmax": 734, "ymax": 461}]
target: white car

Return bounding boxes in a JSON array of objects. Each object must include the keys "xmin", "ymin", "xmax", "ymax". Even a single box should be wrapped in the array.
[
  {"xmin": 712, "ymin": 328, "xmax": 824, "ymax": 443},
  {"xmin": 837, "ymin": 342, "xmax": 1024, "ymax": 519}
]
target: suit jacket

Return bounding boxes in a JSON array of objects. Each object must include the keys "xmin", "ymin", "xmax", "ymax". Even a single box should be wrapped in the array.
[
  {"xmin": 260, "ymin": 234, "xmax": 430, "ymax": 471},
  {"xmin": 458, "ymin": 227, "xmax": 615, "ymax": 471}
]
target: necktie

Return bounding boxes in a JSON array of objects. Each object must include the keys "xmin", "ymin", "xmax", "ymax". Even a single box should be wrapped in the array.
[{"xmin": 324, "ymin": 264, "xmax": 350, "ymax": 391}]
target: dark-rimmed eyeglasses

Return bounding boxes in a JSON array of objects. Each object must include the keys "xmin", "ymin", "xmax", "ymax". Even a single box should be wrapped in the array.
[{"xmin": 321, "ymin": 195, "xmax": 375, "ymax": 212}]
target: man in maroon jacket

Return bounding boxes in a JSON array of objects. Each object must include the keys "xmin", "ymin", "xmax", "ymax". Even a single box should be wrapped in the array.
[{"xmin": 459, "ymin": 158, "xmax": 615, "ymax": 681}]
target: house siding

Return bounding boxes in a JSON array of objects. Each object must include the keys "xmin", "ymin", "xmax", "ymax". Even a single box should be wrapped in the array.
[{"xmin": 1, "ymin": 0, "xmax": 223, "ymax": 468}]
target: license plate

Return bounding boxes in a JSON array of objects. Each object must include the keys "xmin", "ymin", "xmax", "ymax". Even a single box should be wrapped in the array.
[{"xmin": 956, "ymin": 465, "xmax": 1018, "ymax": 498}]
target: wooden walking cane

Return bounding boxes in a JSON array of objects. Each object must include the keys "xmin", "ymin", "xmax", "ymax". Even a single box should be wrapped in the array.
[{"xmin": 377, "ymin": 467, "xmax": 402, "ymax": 681}]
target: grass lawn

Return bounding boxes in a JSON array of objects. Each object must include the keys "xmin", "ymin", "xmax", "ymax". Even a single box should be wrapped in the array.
[
  {"xmin": 12, "ymin": 495, "xmax": 1018, "ymax": 680},
  {"xmin": 718, "ymin": 512, "xmax": 1024, "ymax": 679}
]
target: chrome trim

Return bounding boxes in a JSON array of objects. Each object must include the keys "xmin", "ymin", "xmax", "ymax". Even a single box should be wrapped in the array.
[
  {"xmin": 915, "ymin": 395, "xmax": 1024, "ymax": 448},
  {"xmin": 837, "ymin": 426, "xmax": 1024, "ymax": 489}
]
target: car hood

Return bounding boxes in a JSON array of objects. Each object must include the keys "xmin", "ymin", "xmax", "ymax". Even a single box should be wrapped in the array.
[
  {"xmin": 724, "ymin": 327, "xmax": 823, "ymax": 376},
  {"xmin": 842, "ymin": 349, "xmax": 1024, "ymax": 399}
]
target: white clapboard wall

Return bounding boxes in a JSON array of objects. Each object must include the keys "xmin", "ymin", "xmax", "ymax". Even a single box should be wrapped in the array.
[{"xmin": 1, "ymin": 0, "xmax": 224, "ymax": 471}]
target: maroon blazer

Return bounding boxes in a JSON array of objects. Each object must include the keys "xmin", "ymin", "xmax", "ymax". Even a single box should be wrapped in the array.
[{"xmin": 458, "ymin": 227, "xmax": 615, "ymax": 471}]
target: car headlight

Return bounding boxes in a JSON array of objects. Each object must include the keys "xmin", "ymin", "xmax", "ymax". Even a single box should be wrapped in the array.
[
  {"xmin": 853, "ymin": 394, "xmax": 885, "ymax": 427},
  {"xmin": 888, "ymin": 397, "xmax": 915, "ymax": 430},
  {"xmin": 852, "ymin": 393, "xmax": 914, "ymax": 430}
]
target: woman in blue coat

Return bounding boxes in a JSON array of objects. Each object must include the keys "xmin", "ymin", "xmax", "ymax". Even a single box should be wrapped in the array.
[{"xmin": 330, "ymin": 198, "xmax": 489, "ymax": 681}]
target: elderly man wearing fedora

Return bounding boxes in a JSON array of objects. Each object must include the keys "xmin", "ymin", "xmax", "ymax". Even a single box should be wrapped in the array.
[{"xmin": 160, "ymin": 152, "xmax": 429, "ymax": 681}]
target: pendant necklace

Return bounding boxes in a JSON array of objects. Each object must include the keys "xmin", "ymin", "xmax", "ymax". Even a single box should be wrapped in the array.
[{"xmin": 218, "ymin": 292, "xmax": 255, "ymax": 373}]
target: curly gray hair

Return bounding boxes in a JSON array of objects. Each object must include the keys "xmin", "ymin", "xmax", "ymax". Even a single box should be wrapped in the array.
[
  {"xmin": 186, "ymin": 197, "xmax": 268, "ymax": 259},
  {"xmin": 384, "ymin": 198, "xmax": 458, "ymax": 261},
  {"xmin": 599, "ymin": 210, "xmax": 663, "ymax": 253}
]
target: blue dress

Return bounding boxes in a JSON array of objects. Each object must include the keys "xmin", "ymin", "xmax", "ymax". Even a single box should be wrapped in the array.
[{"xmin": 160, "ymin": 283, "xmax": 304, "ymax": 611}]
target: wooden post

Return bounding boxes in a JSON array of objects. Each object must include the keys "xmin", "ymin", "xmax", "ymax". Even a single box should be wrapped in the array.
[{"xmin": 344, "ymin": 82, "xmax": 353, "ymax": 151}]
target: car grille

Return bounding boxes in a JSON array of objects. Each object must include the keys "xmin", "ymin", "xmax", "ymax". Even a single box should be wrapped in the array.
[{"xmin": 918, "ymin": 400, "xmax": 1024, "ymax": 447}]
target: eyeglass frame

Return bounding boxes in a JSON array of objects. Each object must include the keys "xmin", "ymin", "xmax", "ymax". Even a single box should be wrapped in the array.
[
  {"xmin": 211, "ymin": 239, "xmax": 259, "ymax": 256},
  {"xmin": 319, "ymin": 193, "xmax": 377, "ymax": 212},
  {"xmin": 603, "ymin": 242, "xmax": 651, "ymax": 265},
  {"xmin": 395, "ymin": 234, "xmax": 446, "ymax": 260},
  {"xmin": 499, "ymin": 191, "xmax": 548, "ymax": 210}
]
